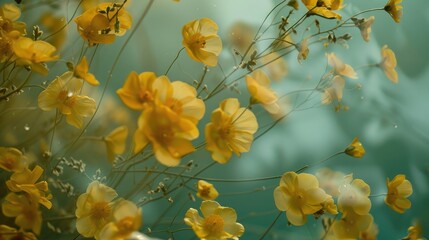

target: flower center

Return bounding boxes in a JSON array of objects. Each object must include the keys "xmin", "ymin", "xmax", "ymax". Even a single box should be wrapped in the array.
[
  {"xmin": 190, "ymin": 33, "xmax": 207, "ymax": 49},
  {"xmin": 139, "ymin": 90, "xmax": 154, "ymax": 104},
  {"xmin": 90, "ymin": 201, "xmax": 111, "ymax": 220},
  {"xmin": 204, "ymin": 214, "xmax": 224, "ymax": 235},
  {"xmin": 117, "ymin": 216, "xmax": 135, "ymax": 235}
]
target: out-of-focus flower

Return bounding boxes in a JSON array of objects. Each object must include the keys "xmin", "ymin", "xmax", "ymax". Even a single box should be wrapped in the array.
[
  {"xmin": 6, "ymin": 165, "xmax": 52, "ymax": 209},
  {"xmin": 360, "ymin": 222, "xmax": 379, "ymax": 240},
  {"xmin": 385, "ymin": 174, "xmax": 413, "ymax": 213},
  {"xmin": 274, "ymin": 171, "xmax": 328, "ymax": 226},
  {"xmin": 338, "ymin": 178, "xmax": 371, "ymax": 215},
  {"xmin": 327, "ymin": 52, "xmax": 358, "ymax": 79},
  {"xmin": 197, "ymin": 180, "xmax": 219, "ymax": 200},
  {"xmin": 104, "ymin": 126, "xmax": 128, "ymax": 163},
  {"xmin": 246, "ymin": 69, "xmax": 280, "ymax": 114},
  {"xmin": 321, "ymin": 195, "xmax": 338, "ymax": 215},
  {"xmin": 384, "ymin": 0, "xmax": 403, "ymax": 23},
  {"xmin": 0, "ymin": 147, "xmax": 27, "ymax": 172},
  {"xmin": 261, "ymin": 52, "xmax": 288, "ymax": 81},
  {"xmin": 0, "ymin": 225, "xmax": 37, "ymax": 240},
  {"xmin": 182, "ymin": 18, "xmax": 222, "ymax": 66},
  {"xmin": 99, "ymin": 200, "xmax": 142, "ymax": 240},
  {"xmin": 205, "ymin": 98, "xmax": 258, "ymax": 164},
  {"xmin": 134, "ymin": 103, "xmax": 198, "ymax": 166},
  {"xmin": 321, "ymin": 75, "xmax": 345, "ymax": 105},
  {"xmin": 296, "ymin": 38, "xmax": 309, "ymax": 63},
  {"xmin": 228, "ymin": 21, "xmax": 255, "ymax": 54},
  {"xmin": 352, "ymin": 16, "xmax": 375, "ymax": 42},
  {"xmin": 2, "ymin": 193, "xmax": 42, "ymax": 235},
  {"xmin": 75, "ymin": 56, "xmax": 100, "ymax": 86},
  {"xmin": 331, "ymin": 210, "xmax": 374, "ymax": 239},
  {"xmin": 184, "ymin": 200, "xmax": 244, "ymax": 240},
  {"xmin": 402, "ymin": 221, "xmax": 424, "ymax": 240},
  {"xmin": 38, "ymin": 71, "xmax": 96, "ymax": 128},
  {"xmin": 302, "ymin": 0, "xmax": 343, "ymax": 20},
  {"xmin": 12, "ymin": 37, "xmax": 59, "ymax": 75},
  {"xmin": 379, "ymin": 45, "xmax": 398, "ymax": 84},
  {"xmin": 75, "ymin": 181, "xmax": 118, "ymax": 239},
  {"xmin": 40, "ymin": 12, "xmax": 67, "ymax": 49},
  {"xmin": 316, "ymin": 168, "xmax": 351, "ymax": 197},
  {"xmin": 0, "ymin": 3, "xmax": 21, "ymax": 21},
  {"xmin": 345, "ymin": 137, "xmax": 365, "ymax": 158}
]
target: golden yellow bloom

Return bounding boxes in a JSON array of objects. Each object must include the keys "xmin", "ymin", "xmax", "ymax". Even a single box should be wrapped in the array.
[
  {"xmin": 38, "ymin": 71, "xmax": 96, "ymax": 128},
  {"xmin": 345, "ymin": 137, "xmax": 365, "ymax": 158},
  {"xmin": 321, "ymin": 195, "xmax": 338, "ymax": 215},
  {"xmin": 205, "ymin": 98, "xmax": 258, "ymax": 164},
  {"xmin": 385, "ymin": 174, "xmax": 413, "ymax": 213},
  {"xmin": 182, "ymin": 18, "xmax": 222, "ymax": 67},
  {"xmin": 96, "ymin": 3, "xmax": 132, "ymax": 36},
  {"xmin": 99, "ymin": 200, "xmax": 142, "ymax": 240},
  {"xmin": 246, "ymin": 69, "xmax": 280, "ymax": 114},
  {"xmin": 353, "ymin": 16, "xmax": 375, "ymax": 43},
  {"xmin": 75, "ymin": 56, "xmax": 100, "ymax": 86},
  {"xmin": 331, "ymin": 211, "xmax": 374, "ymax": 239},
  {"xmin": 402, "ymin": 221, "xmax": 423, "ymax": 240},
  {"xmin": 2, "ymin": 193, "xmax": 42, "ymax": 235},
  {"xmin": 228, "ymin": 21, "xmax": 255, "ymax": 54},
  {"xmin": 197, "ymin": 180, "xmax": 219, "ymax": 201},
  {"xmin": 104, "ymin": 125, "xmax": 128, "ymax": 163},
  {"xmin": 12, "ymin": 37, "xmax": 59, "ymax": 75},
  {"xmin": 0, "ymin": 225, "xmax": 37, "ymax": 240},
  {"xmin": 261, "ymin": 52, "xmax": 288, "ymax": 81},
  {"xmin": 184, "ymin": 200, "xmax": 244, "ymax": 240},
  {"xmin": 338, "ymin": 178, "xmax": 371, "ymax": 215},
  {"xmin": 274, "ymin": 172, "xmax": 328, "ymax": 226},
  {"xmin": 385, "ymin": 0, "xmax": 403, "ymax": 23},
  {"xmin": 0, "ymin": 3, "xmax": 21, "ymax": 21},
  {"xmin": 327, "ymin": 52, "xmax": 358, "ymax": 79},
  {"xmin": 321, "ymin": 75, "xmax": 345, "ymax": 105},
  {"xmin": 379, "ymin": 45, "xmax": 398, "ymax": 84},
  {"xmin": 6, "ymin": 165, "xmax": 52, "ymax": 209},
  {"xmin": 0, "ymin": 147, "xmax": 27, "ymax": 172},
  {"xmin": 360, "ymin": 222, "xmax": 379, "ymax": 240},
  {"xmin": 75, "ymin": 9, "xmax": 115, "ymax": 46},
  {"xmin": 302, "ymin": 0, "xmax": 343, "ymax": 20},
  {"xmin": 76, "ymin": 181, "xmax": 118, "ymax": 239},
  {"xmin": 134, "ymin": 103, "xmax": 198, "ymax": 166}
]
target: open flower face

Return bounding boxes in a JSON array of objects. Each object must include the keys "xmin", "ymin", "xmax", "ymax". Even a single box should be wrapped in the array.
[
  {"xmin": 182, "ymin": 18, "xmax": 222, "ymax": 66},
  {"xmin": 184, "ymin": 200, "xmax": 244, "ymax": 240},
  {"xmin": 205, "ymin": 98, "xmax": 258, "ymax": 164},
  {"xmin": 385, "ymin": 174, "xmax": 413, "ymax": 213},
  {"xmin": 2, "ymin": 193, "xmax": 42, "ymax": 235}
]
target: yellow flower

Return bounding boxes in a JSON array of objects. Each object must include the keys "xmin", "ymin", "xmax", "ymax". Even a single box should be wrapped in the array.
[
  {"xmin": 384, "ymin": 0, "xmax": 403, "ymax": 23},
  {"xmin": 205, "ymin": 98, "xmax": 258, "ymax": 164},
  {"xmin": 75, "ymin": 9, "xmax": 116, "ymax": 46},
  {"xmin": 12, "ymin": 37, "xmax": 59, "ymax": 75},
  {"xmin": 321, "ymin": 195, "xmax": 338, "ymax": 215},
  {"xmin": 0, "ymin": 3, "xmax": 21, "ymax": 21},
  {"xmin": 184, "ymin": 200, "xmax": 244, "ymax": 240},
  {"xmin": 99, "ymin": 200, "xmax": 142, "ymax": 240},
  {"xmin": 302, "ymin": 0, "xmax": 343, "ymax": 20},
  {"xmin": 338, "ymin": 178, "xmax": 371, "ymax": 215},
  {"xmin": 274, "ymin": 172, "xmax": 328, "ymax": 226},
  {"xmin": 360, "ymin": 222, "xmax": 379, "ymax": 240},
  {"xmin": 104, "ymin": 125, "xmax": 128, "ymax": 163},
  {"xmin": 327, "ymin": 52, "xmax": 358, "ymax": 79},
  {"xmin": 316, "ymin": 168, "xmax": 350, "ymax": 197},
  {"xmin": 182, "ymin": 18, "xmax": 222, "ymax": 67},
  {"xmin": 2, "ymin": 193, "xmax": 42, "ymax": 235},
  {"xmin": 402, "ymin": 221, "xmax": 423, "ymax": 240},
  {"xmin": 0, "ymin": 225, "xmax": 37, "ymax": 240},
  {"xmin": 385, "ymin": 174, "xmax": 413, "ymax": 213},
  {"xmin": 296, "ymin": 38, "xmax": 309, "ymax": 63},
  {"xmin": 246, "ymin": 69, "xmax": 280, "ymax": 114},
  {"xmin": 321, "ymin": 75, "xmax": 345, "ymax": 105},
  {"xmin": 331, "ymin": 211, "xmax": 374, "ymax": 239},
  {"xmin": 75, "ymin": 56, "xmax": 100, "ymax": 86},
  {"xmin": 38, "ymin": 71, "xmax": 96, "ymax": 128},
  {"xmin": 0, "ymin": 147, "xmax": 27, "ymax": 172},
  {"xmin": 197, "ymin": 180, "xmax": 219, "ymax": 201},
  {"xmin": 345, "ymin": 137, "xmax": 365, "ymax": 158},
  {"xmin": 261, "ymin": 52, "xmax": 288, "ymax": 81},
  {"xmin": 6, "ymin": 165, "xmax": 52, "ymax": 209},
  {"xmin": 76, "ymin": 181, "xmax": 118, "ymax": 239},
  {"xmin": 228, "ymin": 21, "xmax": 255, "ymax": 54},
  {"xmin": 353, "ymin": 16, "xmax": 375, "ymax": 42},
  {"xmin": 379, "ymin": 45, "xmax": 398, "ymax": 84},
  {"xmin": 134, "ymin": 102, "xmax": 198, "ymax": 166}
]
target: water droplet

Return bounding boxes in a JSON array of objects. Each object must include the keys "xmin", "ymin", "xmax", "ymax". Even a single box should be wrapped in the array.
[
  {"xmin": 393, "ymin": 124, "xmax": 398, "ymax": 129},
  {"xmin": 360, "ymin": 96, "xmax": 365, "ymax": 100},
  {"xmin": 24, "ymin": 124, "xmax": 30, "ymax": 131}
]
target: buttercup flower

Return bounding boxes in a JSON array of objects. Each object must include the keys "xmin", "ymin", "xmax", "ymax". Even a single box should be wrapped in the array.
[
  {"xmin": 338, "ymin": 178, "xmax": 371, "ymax": 215},
  {"xmin": 205, "ymin": 98, "xmax": 258, "ymax": 164},
  {"xmin": 385, "ymin": 174, "xmax": 413, "ymax": 213},
  {"xmin": 316, "ymin": 168, "xmax": 351, "ymax": 197},
  {"xmin": 104, "ymin": 125, "xmax": 128, "ymax": 163},
  {"xmin": 38, "ymin": 71, "xmax": 96, "ymax": 128},
  {"xmin": 379, "ymin": 45, "xmax": 398, "ymax": 83},
  {"xmin": 197, "ymin": 180, "xmax": 219, "ymax": 201},
  {"xmin": 184, "ymin": 200, "xmax": 244, "ymax": 240},
  {"xmin": 261, "ymin": 52, "xmax": 288, "ymax": 81},
  {"xmin": 274, "ymin": 172, "xmax": 328, "ymax": 226},
  {"xmin": 331, "ymin": 210, "xmax": 374, "ymax": 239},
  {"xmin": 75, "ymin": 181, "xmax": 118, "ymax": 239},
  {"xmin": 0, "ymin": 147, "xmax": 27, "ymax": 172},
  {"xmin": 99, "ymin": 200, "xmax": 142, "ymax": 240},
  {"xmin": 75, "ymin": 9, "xmax": 115, "ymax": 46},
  {"xmin": 0, "ymin": 225, "xmax": 37, "ymax": 240},
  {"xmin": 134, "ymin": 102, "xmax": 198, "ymax": 166},
  {"xmin": 302, "ymin": 0, "xmax": 343, "ymax": 20},
  {"xmin": 228, "ymin": 21, "xmax": 255, "ymax": 54},
  {"xmin": 246, "ymin": 69, "xmax": 280, "ymax": 114},
  {"xmin": 2, "ymin": 193, "xmax": 42, "ymax": 235},
  {"xmin": 384, "ymin": 0, "xmax": 403, "ymax": 23},
  {"xmin": 6, "ymin": 165, "xmax": 52, "ymax": 209},
  {"xmin": 182, "ymin": 18, "xmax": 222, "ymax": 66},
  {"xmin": 345, "ymin": 137, "xmax": 365, "ymax": 158},
  {"xmin": 360, "ymin": 222, "xmax": 379, "ymax": 240},
  {"xmin": 352, "ymin": 16, "xmax": 375, "ymax": 42},
  {"xmin": 327, "ymin": 52, "xmax": 358, "ymax": 79},
  {"xmin": 402, "ymin": 221, "xmax": 423, "ymax": 240},
  {"xmin": 12, "ymin": 37, "xmax": 59, "ymax": 75},
  {"xmin": 321, "ymin": 75, "xmax": 345, "ymax": 105},
  {"xmin": 75, "ymin": 56, "xmax": 100, "ymax": 86}
]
